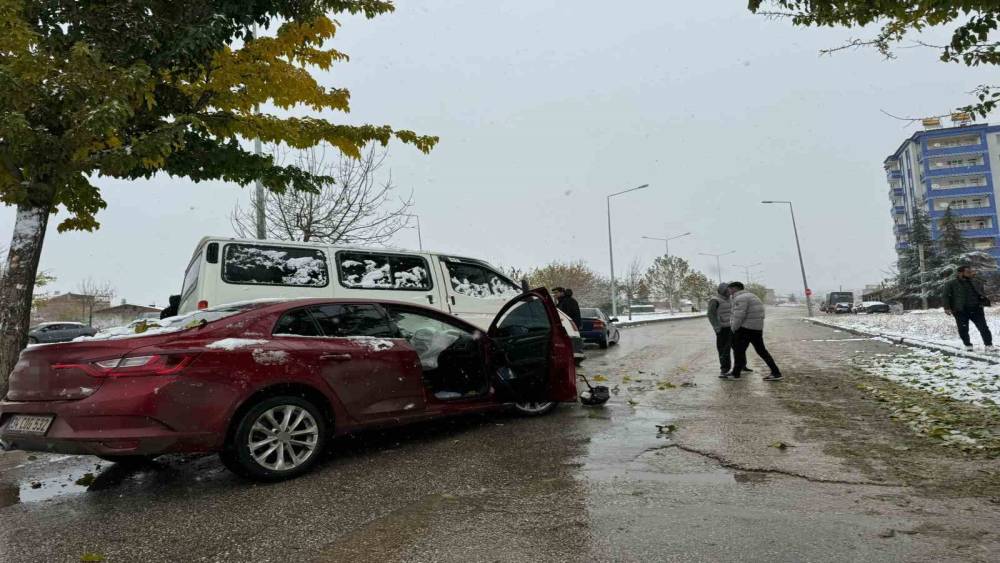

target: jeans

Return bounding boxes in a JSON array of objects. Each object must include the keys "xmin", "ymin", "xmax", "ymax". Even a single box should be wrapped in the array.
[
  {"xmin": 716, "ymin": 327, "xmax": 732, "ymax": 372},
  {"xmin": 732, "ymin": 328, "xmax": 780, "ymax": 376},
  {"xmin": 954, "ymin": 307, "xmax": 993, "ymax": 346}
]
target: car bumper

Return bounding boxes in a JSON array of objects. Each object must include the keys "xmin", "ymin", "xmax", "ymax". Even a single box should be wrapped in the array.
[
  {"xmin": 0, "ymin": 379, "xmax": 223, "ymax": 457},
  {"xmin": 580, "ymin": 330, "xmax": 606, "ymax": 342}
]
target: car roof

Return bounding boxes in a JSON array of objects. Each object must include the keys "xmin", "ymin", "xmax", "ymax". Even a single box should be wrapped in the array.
[{"xmin": 34, "ymin": 321, "xmax": 84, "ymax": 327}]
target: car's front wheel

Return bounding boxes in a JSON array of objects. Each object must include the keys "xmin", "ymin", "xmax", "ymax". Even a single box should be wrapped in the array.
[
  {"xmin": 220, "ymin": 396, "xmax": 327, "ymax": 481},
  {"xmin": 512, "ymin": 401, "xmax": 557, "ymax": 416}
]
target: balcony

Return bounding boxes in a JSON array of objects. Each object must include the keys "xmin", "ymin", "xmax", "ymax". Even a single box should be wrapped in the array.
[
  {"xmin": 925, "ymin": 155, "xmax": 987, "ymax": 177},
  {"xmin": 924, "ymin": 135, "xmax": 983, "ymax": 155},
  {"xmin": 893, "ymin": 205, "xmax": 905, "ymax": 215},
  {"xmin": 887, "ymin": 169, "xmax": 903, "ymax": 181},
  {"xmin": 894, "ymin": 224, "xmax": 909, "ymax": 235},
  {"xmin": 896, "ymin": 241, "xmax": 911, "ymax": 251},
  {"xmin": 930, "ymin": 205, "xmax": 993, "ymax": 218}
]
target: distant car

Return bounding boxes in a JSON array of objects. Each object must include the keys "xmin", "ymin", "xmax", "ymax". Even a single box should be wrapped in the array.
[
  {"xmin": 833, "ymin": 302, "xmax": 852, "ymax": 314},
  {"xmin": 579, "ymin": 308, "xmax": 620, "ymax": 349},
  {"xmin": 27, "ymin": 322, "xmax": 97, "ymax": 344},
  {"xmin": 855, "ymin": 301, "xmax": 890, "ymax": 314}
]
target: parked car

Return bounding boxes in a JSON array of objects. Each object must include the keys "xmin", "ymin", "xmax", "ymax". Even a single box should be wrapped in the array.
[
  {"xmin": 176, "ymin": 237, "xmax": 587, "ymax": 365},
  {"xmin": 855, "ymin": 301, "xmax": 890, "ymax": 314},
  {"xmin": 0, "ymin": 291, "xmax": 577, "ymax": 481},
  {"xmin": 27, "ymin": 322, "xmax": 97, "ymax": 344},
  {"xmin": 833, "ymin": 302, "xmax": 853, "ymax": 314},
  {"xmin": 579, "ymin": 308, "xmax": 620, "ymax": 349}
]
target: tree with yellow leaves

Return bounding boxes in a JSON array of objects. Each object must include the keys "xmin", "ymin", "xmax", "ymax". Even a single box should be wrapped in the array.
[{"xmin": 0, "ymin": 0, "xmax": 437, "ymax": 393}]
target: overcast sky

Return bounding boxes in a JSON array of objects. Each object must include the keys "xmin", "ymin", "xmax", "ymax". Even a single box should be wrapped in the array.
[{"xmin": 2, "ymin": 1, "xmax": 994, "ymax": 306}]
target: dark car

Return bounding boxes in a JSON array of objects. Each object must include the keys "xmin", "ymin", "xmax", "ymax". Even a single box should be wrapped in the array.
[
  {"xmin": 0, "ymin": 290, "xmax": 577, "ymax": 481},
  {"xmin": 579, "ymin": 308, "xmax": 620, "ymax": 349},
  {"xmin": 833, "ymin": 302, "xmax": 852, "ymax": 314},
  {"xmin": 27, "ymin": 322, "xmax": 97, "ymax": 344},
  {"xmin": 855, "ymin": 301, "xmax": 890, "ymax": 314}
]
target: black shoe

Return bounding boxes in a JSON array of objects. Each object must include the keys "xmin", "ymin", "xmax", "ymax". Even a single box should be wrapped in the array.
[
  {"xmin": 728, "ymin": 372, "xmax": 742, "ymax": 379},
  {"xmin": 763, "ymin": 373, "xmax": 783, "ymax": 381},
  {"xmin": 743, "ymin": 367, "xmax": 754, "ymax": 373}
]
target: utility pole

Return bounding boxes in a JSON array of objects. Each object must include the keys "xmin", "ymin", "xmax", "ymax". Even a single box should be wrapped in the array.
[
  {"xmin": 607, "ymin": 184, "xmax": 650, "ymax": 317},
  {"xmin": 252, "ymin": 24, "xmax": 266, "ymax": 240},
  {"xmin": 642, "ymin": 232, "xmax": 691, "ymax": 259},
  {"xmin": 762, "ymin": 200, "xmax": 813, "ymax": 317},
  {"xmin": 699, "ymin": 251, "xmax": 736, "ymax": 285}
]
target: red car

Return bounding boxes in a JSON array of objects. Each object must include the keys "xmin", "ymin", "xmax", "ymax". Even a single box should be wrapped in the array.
[{"xmin": 0, "ymin": 290, "xmax": 577, "ymax": 481}]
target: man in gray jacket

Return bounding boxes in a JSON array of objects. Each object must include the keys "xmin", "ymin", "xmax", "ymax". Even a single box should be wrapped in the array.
[
  {"xmin": 727, "ymin": 281, "xmax": 782, "ymax": 381},
  {"xmin": 707, "ymin": 282, "xmax": 737, "ymax": 375}
]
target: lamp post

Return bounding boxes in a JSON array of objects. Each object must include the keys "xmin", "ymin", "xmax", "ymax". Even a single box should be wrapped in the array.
[
  {"xmin": 607, "ymin": 184, "xmax": 650, "ymax": 317},
  {"xmin": 698, "ymin": 251, "xmax": 736, "ymax": 284},
  {"xmin": 733, "ymin": 262, "xmax": 763, "ymax": 284},
  {"xmin": 762, "ymin": 200, "xmax": 813, "ymax": 316},
  {"xmin": 641, "ymin": 231, "xmax": 691, "ymax": 258},
  {"xmin": 403, "ymin": 214, "xmax": 423, "ymax": 250}
]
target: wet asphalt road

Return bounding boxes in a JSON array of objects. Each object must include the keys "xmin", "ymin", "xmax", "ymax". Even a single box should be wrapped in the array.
[{"xmin": 1, "ymin": 308, "xmax": 998, "ymax": 562}]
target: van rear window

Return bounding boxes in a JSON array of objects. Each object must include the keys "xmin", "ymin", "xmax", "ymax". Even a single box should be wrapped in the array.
[
  {"xmin": 337, "ymin": 252, "xmax": 432, "ymax": 291},
  {"xmin": 223, "ymin": 244, "xmax": 329, "ymax": 287}
]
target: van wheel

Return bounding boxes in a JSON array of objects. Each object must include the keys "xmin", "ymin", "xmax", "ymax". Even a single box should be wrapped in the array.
[
  {"xmin": 512, "ymin": 401, "xmax": 557, "ymax": 416},
  {"xmin": 220, "ymin": 395, "xmax": 327, "ymax": 481}
]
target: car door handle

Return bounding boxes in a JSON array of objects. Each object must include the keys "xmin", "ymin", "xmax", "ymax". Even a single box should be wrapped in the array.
[
  {"xmin": 320, "ymin": 353, "xmax": 352, "ymax": 362},
  {"xmin": 450, "ymin": 296, "xmax": 456, "ymax": 305},
  {"xmin": 426, "ymin": 295, "xmax": 434, "ymax": 304}
]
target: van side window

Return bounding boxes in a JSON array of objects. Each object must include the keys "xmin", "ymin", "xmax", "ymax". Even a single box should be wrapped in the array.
[
  {"xmin": 223, "ymin": 244, "xmax": 329, "ymax": 287},
  {"xmin": 337, "ymin": 252, "xmax": 432, "ymax": 291},
  {"xmin": 274, "ymin": 309, "xmax": 321, "ymax": 337},
  {"xmin": 444, "ymin": 262, "xmax": 520, "ymax": 299},
  {"xmin": 310, "ymin": 304, "xmax": 395, "ymax": 338}
]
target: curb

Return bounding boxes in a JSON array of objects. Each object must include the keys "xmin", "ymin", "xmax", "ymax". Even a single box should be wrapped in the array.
[
  {"xmin": 804, "ymin": 317, "xmax": 1000, "ymax": 365},
  {"xmin": 618, "ymin": 313, "xmax": 707, "ymax": 328}
]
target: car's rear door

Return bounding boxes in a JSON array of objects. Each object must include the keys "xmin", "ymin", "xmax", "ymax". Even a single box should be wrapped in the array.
[
  {"xmin": 487, "ymin": 289, "xmax": 577, "ymax": 403},
  {"xmin": 274, "ymin": 304, "xmax": 426, "ymax": 423}
]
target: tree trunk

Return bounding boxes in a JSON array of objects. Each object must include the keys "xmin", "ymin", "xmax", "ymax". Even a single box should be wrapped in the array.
[{"xmin": 0, "ymin": 200, "xmax": 53, "ymax": 398}]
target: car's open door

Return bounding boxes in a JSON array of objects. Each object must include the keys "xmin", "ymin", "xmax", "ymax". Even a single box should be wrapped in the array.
[{"xmin": 487, "ymin": 289, "xmax": 577, "ymax": 403}]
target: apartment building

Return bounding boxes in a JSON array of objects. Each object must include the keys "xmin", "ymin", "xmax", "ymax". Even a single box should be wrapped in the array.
[{"xmin": 885, "ymin": 121, "xmax": 1000, "ymax": 258}]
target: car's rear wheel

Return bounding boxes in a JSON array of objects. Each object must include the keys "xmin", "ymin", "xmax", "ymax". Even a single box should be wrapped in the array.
[
  {"xmin": 609, "ymin": 331, "xmax": 620, "ymax": 346},
  {"xmin": 512, "ymin": 401, "xmax": 557, "ymax": 416},
  {"xmin": 220, "ymin": 395, "xmax": 327, "ymax": 481},
  {"xmin": 97, "ymin": 454, "xmax": 159, "ymax": 465}
]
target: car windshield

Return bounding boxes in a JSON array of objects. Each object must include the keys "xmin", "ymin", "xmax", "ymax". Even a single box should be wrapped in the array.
[{"xmin": 580, "ymin": 308, "xmax": 602, "ymax": 318}]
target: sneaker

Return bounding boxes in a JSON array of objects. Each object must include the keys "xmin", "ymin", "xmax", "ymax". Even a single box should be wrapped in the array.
[
  {"xmin": 719, "ymin": 371, "xmax": 731, "ymax": 378},
  {"xmin": 965, "ymin": 345, "xmax": 974, "ymax": 352},
  {"xmin": 763, "ymin": 373, "xmax": 783, "ymax": 381}
]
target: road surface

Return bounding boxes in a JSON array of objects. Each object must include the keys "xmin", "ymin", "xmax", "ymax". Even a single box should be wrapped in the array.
[{"xmin": 1, "ymin": 307, "xmax": 998, "ymax": 562}]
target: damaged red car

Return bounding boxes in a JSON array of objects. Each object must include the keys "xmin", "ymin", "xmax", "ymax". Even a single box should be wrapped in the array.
[{"xmin": 0, "ymin": 290, "xmax": 577, "ymax": 481}]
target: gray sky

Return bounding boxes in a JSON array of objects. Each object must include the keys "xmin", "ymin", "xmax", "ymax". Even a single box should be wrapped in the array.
[{"xmin": 2, "ymin": 1, "xmax": 994, "ymax": 306}]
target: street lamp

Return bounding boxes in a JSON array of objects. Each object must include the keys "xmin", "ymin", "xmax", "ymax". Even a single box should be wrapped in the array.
[
  {"xmin": 403, "ymin": 214, "xmax": 423, "ymax": 250},
  {"xmin": 607, "ymin": 184, "xmax": 650, "ymax": 317},
  {"xmin": 762, "ymin": 200, "xmax": 813, "ymax": 317},
  {"xmin": 698, "ymin": 251, "xmax": 736, "ymax": 284},
  {"xmin": 733, "ymin": 262, "xmax": 763, "ymax": 284},
  {"xmin": 641, "ymin": 231, "xmax": 691, "ymax": 258}
]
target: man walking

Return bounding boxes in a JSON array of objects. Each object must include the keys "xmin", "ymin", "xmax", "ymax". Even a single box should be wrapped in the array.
[
  {"xmin": 941, "ymin": 264, "xmax": 994, "ymax": 352},
  {"xmin": 727, "ymin": 282, "xmax": 782, "ymax": 381},
  {"xmin": 707, "ymin": 283, "xmax": 734, "ymax": 376}
]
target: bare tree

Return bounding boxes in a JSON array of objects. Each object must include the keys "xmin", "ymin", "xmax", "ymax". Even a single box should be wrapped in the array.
[
  {"xmin": 619, "ymin": 257, "xmax": 647, "ymax": 320},
  {"xmin": 77, "ymin": 278, "xmax": 116, "ymax": 327},
  {"xmin": 232, "ymin": 144, "xmax": 414, "ymax": 245}
]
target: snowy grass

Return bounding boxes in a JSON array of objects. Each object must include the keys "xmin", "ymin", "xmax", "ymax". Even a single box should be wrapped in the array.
[
  {"xmin": 820, "ymin": 308, "xmax": 1000, "ymax": 351},
  {"xmin": 854, "ymin": 348, "xmax": 1000, "ymax": 408}
]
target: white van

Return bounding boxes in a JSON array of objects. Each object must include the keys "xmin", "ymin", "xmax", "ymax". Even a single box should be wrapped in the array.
[{"xmin": 176, "ymin": 237, "xmax": 585, "ymax": 359}]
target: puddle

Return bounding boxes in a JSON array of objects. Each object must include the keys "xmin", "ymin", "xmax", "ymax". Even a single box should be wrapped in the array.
[{"xmin": 16, "ymin": 462, "xmax": 100, "ymax": 504}]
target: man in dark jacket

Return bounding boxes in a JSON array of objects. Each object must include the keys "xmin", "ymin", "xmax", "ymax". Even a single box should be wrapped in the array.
[
  {"xmin": 553, "ymin": 287, "xmax": 582, "ymax": 329},
  {"xmin": 159, "ymin": 295, "xmax": 181, "ymax": 320},
  {"xmin": 707, "ymin": 282, "xmax": 734, "ymax": 375},
  {"xmin": 941, "ymin": 265, "xmax": 993, "ymax": 352}
]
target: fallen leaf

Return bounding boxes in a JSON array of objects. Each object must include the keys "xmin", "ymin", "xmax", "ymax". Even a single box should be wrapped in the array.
[
  {"xmin": 769, "ymin": 441, "xmax": 795, "ymax": 450},
  {"xmin": 75, "ymin": 473, "xmax": 96, "ymax": 487},
  {"xmin": 591, "ymin": 375, "xmax": 608, "ymax": 382},
  {"xmin": 80, "ymin": 554, "xmax": 105, "ymax": 562}
]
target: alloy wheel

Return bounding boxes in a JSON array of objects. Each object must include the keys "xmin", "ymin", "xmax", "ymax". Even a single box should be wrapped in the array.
[{"xmin": 248, "ymin": 405, "xmax": 320, "ymax": 471}]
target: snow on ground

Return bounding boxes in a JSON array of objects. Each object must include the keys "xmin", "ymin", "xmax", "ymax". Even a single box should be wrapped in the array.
[
  {"xmin": 821, "ymin": 308, "xmax": 1000, "ymax": 351},
  {"xmin": 854, "ymin": 348, "xmax": 1000, "ymax": 407},
  {"xmin": 616, "ymin": 312, "xmax": 705, "ymax": 326}
]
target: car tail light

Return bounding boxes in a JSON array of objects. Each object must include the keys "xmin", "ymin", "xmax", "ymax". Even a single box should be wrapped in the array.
[
  {"xmin": 592, "ymin": 320, "xmax": 605, "ymax": 330},
  {"xmin": 197, "ymin": 300, "xmax": 208, "ymax": 310},
  {"xmin": 54, "ymin": 354, "xmax": 195, "ymax": 378}
]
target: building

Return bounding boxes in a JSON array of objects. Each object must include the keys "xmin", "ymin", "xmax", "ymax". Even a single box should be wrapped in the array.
[
  {"xmin": 885, "ymin": 119, "xmax": 1000, "ymax": 259},
  {"xmin": 31, "ymin": 292, "xmax": 112, "ymax": 325}
]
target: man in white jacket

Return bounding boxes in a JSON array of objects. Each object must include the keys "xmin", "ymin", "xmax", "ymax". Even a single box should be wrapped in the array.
[{"xmin": 726, "ymin": 281, "xmax": 782, "ymax": 381}]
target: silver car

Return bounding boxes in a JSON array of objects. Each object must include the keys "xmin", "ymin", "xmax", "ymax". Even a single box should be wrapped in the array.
[{"xmin": 27, "ymin": 322, "xmax": 98, "ymax": 344}]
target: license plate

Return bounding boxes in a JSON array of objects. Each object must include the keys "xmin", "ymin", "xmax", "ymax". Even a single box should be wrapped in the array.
[{"xmin": 5, "ymin": 415, "xmax": 53, "ymax": 435}]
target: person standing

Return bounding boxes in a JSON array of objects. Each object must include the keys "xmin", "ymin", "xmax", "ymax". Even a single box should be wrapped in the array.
[
  {"xmin": 554, "ymin": 287, "xmax": 582, "ymax": 329},
  {"xmin": 707, "ymin": 283, "xmax": 734, "ymax": 376},
  {"xmin": 727, "ymin": 282, "xmax": 782, "ymax": 381},
  {"xmin": 941, "ymin": 264, "xmax": 994, "ymax": 352},
  {"xmin": 159, "ymin": 294, "xmax": 181, "ymax": 320}
]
